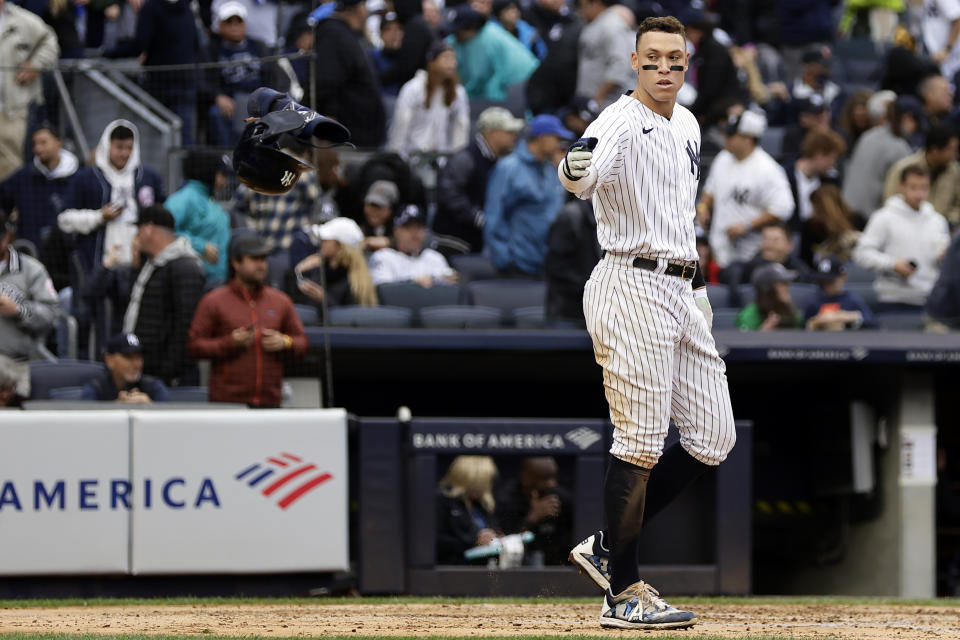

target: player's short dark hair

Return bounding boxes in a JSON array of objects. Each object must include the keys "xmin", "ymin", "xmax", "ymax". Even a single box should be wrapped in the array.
[
  {"xmin": 800, "ymin": 130, "xmax": 846, "ymax": 159},
  {"xmin": 110, "ymin": 126, "xmax": 134, "ymax": 142},
  {"xmin": 925, "ymin": 123, "xmax": 958, "ymax": 151},
  {"xmin": 635, "ymin": 16, "xmax": 686, "ymax": 49},
  {"xmin": 32, "ymin": 123, "xmax": 61, "ymax": 140},
  {"xmin": 900, "ymin": 164, "xmax": 930, "ymax": 183}
]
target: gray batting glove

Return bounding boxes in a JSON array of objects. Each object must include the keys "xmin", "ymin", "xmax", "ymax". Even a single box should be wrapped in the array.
[
  {"xmin": 561, "ymin": 137, "xmax": 597, "ymax": 181},
  {"xmin": 693, "ymin": 288, "xmax": 713, "ymax": 330}
]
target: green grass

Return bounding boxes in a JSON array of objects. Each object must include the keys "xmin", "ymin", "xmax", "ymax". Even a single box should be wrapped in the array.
[
  {"xmin": 0, "ymin": 635, "xmax": 828, "ymax": 640},
  {"xmin": 1, "ymin": 595, "xmax": 959, "ymax": 608}
]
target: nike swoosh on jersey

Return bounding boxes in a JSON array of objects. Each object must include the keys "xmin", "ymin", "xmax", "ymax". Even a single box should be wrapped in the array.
[{"xmin": 642, "ymin": 127, "xmax": 654, "ymax": 134}]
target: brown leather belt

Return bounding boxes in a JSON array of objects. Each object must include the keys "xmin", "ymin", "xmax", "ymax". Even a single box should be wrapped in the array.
[{"xmin": 632, "ymin": 256, "xmax": 697, "ymax": 280}]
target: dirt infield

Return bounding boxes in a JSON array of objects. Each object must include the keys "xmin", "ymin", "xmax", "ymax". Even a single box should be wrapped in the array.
[{"xmin": 2, "ymin": 602, "xmax": 960, "ymax": 639}]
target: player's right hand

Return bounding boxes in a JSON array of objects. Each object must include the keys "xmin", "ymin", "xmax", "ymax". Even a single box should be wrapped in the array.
[{"xmin": 562, "ymin": 138, "xmax": 597, "ymax": 181}]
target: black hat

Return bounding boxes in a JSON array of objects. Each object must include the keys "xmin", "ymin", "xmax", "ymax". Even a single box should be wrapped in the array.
[
  {"xmin": 795, "ymin": 93, "xmax": 827, "ymax": 114},
  {"xmin": 105, "ymin": 333, "xmax": 143, "ymax": 355},
  {"xmin": 229, "ymin": 233, "xmax": 271, "ymax": 260},
  {"xmin": 813, "ymin": 256, "xmax": 846, "ymax": 282},
  {"xmin": 136, "ymin": 205, "xmax": 176, "ymax": 230},
  {"xmin": 449, "ymin": 5, "xmax": 486, "ymax": 32},
  {"xmin": 567, "ymin": 95, "xmax": 601, "ymax": 123},
  {"xmin": 801, "ymin": 46, "xmax": 830, "ymax": 66},
  {"xmin": 394, "ymin": 203, "xmax": 427, "ymax": 227},
  {"xmin": 426, "ymin": 40, "xmax": 453, "ymax": 62}
]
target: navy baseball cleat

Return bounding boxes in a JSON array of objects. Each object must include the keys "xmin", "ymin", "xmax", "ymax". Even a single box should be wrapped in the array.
[
  {"xmin": 600, "ymin": 581, "xmax": 698, "ymax": 630},
  {"xmin": 568, "ymin": 532, "xmax": 611, "ymax": 591}
]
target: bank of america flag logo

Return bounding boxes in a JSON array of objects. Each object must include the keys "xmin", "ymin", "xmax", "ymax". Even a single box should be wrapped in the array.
[{"xmin": 235, "ymin": 452, "xmax": 332, "ymax": 510}]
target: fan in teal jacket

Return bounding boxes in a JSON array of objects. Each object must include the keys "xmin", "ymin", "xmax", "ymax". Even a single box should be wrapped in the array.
[
  {"xmin": 163, "ymin": 152, "xmax": 231, "ymax": 284},
  {"xmin": 447, "ymin": 11, "xmax": 539, "ymax": 101},
  {"xmin": 483, "ymin": 120, "xmax": 570, "ymax": 276}
]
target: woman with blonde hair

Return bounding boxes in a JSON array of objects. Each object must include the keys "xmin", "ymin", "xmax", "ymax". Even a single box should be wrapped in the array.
[
  {"xmin": 800, "ymin": 184, "xmax": 865, "ymax": 265},
  {"xmin": 288, "ymin": 217, "xmax": 378, "ymax": 316},
  {"xmin": 437, "ymin": 455, "xmax": 500, "ymax": 564}
]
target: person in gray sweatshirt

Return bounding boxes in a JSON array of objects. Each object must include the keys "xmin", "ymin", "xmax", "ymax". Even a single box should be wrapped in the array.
[
  {"xmin": 854, "ymin": 164, "xmax": 951, "ymax": 311},
  {"xmin": 0, "ymin": 207, "xmax": 59, "ymax": 360}
]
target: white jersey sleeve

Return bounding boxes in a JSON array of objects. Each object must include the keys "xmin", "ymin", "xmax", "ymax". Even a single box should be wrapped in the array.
[{"xmin": 758, "ymin": 159, "xmax": 795, "ymax": 220}]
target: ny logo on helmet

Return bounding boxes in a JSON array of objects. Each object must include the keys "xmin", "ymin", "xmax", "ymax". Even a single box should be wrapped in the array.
[{"xmin": 280, "ymin": 171, "xmax": 296, "ymax": 187}]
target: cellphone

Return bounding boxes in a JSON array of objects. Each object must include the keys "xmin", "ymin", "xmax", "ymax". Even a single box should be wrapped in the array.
[
  {"xmin": 570, "ymin": 137, "xmax": 598, "ymax": 153},
  {"xmin": 295, "ymin": 269, "xmax": 304, "ymax": 283},
  {"xmin": 908, "ymin": 260, "xmax": 918, "ymax": 269}
]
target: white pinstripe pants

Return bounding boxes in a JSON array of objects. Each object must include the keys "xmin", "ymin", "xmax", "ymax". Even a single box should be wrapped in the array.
[{"xmin": 584, "ymin": 253, "xmax": 736, "ymax": 469}]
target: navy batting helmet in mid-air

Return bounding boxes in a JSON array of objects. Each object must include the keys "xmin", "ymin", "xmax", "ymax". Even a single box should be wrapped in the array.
[{"xmin": 233, "ymin": 88, "xmax": 351, "ymax": 195}]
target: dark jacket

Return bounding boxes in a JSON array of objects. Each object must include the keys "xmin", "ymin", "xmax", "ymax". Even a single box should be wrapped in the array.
[
  {"xmin": 523, "ymin": 5, "xmax": 581, "ymax": 115},
  {"xmin": 436, "ymin": 491, "xmax": 498, "ymax": 565},
  {"xmin": 378, "ymin": 0, "xmax": 436, "ymax": 92},
  {"xmin": 926, "ymin": 230, "xmax": 960, "ymax": 328},
  {"xmin": 783, "ymin": 158, "xmax": 842, "ymax": 234},
  {"xmin": 201, "ymin": 33, "xmax": 270, "ymax": 104},
  {"xmin": 188, "ymin": 280, "xmax": 308, "ymax": 407},
  {"xmin": 60, "ymin": 164, "xmax": 165, "ymax": 277},
  {"xmin": 106, "ymin": 0, "xmax": 198, "ymax": 64},
  {"xmin": 432, "ymin": 134, "xmax": 498, "ymax": 253},
  {"xmin": 314, "ymin": 15, "xmax": 386, "ymax": 148},
  {"xmin": 283, "ymin": 264, "xmax": 355, "ymax": 314},
  {"xmin": 544, "ymin": 199, "xmax": 601, "ymax": 326},
  {"xmin": 690, "ymin": 32, "xmax": 744, "ymax": 119},
  {"xmin": 803, "ymin": 289, "xmax": 877, "ymax": 328},
  {"xmin": 494, "ymin": 480, "xmax": 574, "ymax": 565},
  {"xmin": 0, "ymin": 152, "xmax": 78, "ymax": 250},
  {"xmin": 129, "ymin": 243, "xmax": 207, "ymax": 385},
  {"xmin": 778, "ymin": 0, "xmax": 837, "ymax": 46},
  {"xmin": 81, "ymin": 367, "xmax": 170, "ymax": 401}
]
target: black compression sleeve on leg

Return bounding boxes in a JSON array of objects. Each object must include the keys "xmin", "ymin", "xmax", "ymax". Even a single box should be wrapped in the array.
[
  {"xmin": 643, "ymin": 440, "xmax": 712, "ymax": 522},
  {"xmin": 691, "ymin": 260, "xmax": 705, "ymax": 289},
  {"xmin": 605, "ymin": 455, "xmax": 650, "ymax": 595}
]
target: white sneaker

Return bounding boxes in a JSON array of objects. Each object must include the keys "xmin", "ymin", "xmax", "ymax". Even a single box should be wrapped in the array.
[
  {"xmin": 567, "ymin": 531, "xmax": 611, "ymax": 591},
  {"xmin": 599, "ymin": 581, "xmax": 698, "ymax": 630}
]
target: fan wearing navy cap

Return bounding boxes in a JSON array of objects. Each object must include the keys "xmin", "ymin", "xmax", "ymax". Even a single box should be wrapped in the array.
[
  {"xmin": 80, "ymin": 333, "xmax": 170, "ymax": 402},
  {"xmin": 484, "ymin": 114, "xmax": 572, "ymax": 277},
  {"xmin": 368, "ymin": 205, "xmax": 457, "ymax": 286},
  {"xmin": 804, "ymin": 257, "xmax": 876, "ymax": 330},
  {"xmin": 188, "ymin": 233, "xmax": 307, "ymax": 407}
]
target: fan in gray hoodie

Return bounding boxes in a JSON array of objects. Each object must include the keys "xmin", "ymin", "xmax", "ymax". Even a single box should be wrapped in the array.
[{"xmin": 0, "ymin": 208, "xmax": 59, "ymax": 360}]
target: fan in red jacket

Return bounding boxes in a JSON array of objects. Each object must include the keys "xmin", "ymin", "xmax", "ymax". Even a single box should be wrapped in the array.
[{"xmin": 188, "ymin": 234, "xmax": 308, "ymax": 407}]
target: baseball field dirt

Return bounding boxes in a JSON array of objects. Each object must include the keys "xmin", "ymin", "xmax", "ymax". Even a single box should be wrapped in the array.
[{"xmin": 1, "ymin": 601, "xmax": 960, "ymax": 639}]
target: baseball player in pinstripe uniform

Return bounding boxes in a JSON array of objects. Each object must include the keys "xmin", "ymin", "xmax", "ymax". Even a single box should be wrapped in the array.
[{"xmin": 557, "ymin": 16, "xmax": 736, "ymax": 630}]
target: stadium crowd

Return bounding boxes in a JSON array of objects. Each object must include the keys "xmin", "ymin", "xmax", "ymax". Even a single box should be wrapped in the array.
[{"xmin": 3, "ymin": 0, "xmax": 960, "ymax": 404}]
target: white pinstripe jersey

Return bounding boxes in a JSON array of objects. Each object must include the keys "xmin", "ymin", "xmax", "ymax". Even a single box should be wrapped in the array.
[{"xmin": 576, "ymin": 94, "xmax": 701, "ymax": 262}]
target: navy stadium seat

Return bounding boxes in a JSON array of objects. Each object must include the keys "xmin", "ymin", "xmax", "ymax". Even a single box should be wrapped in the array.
[
  {"xmin": 712, "ymin": 309, "xmax": 741, "ymax": 330},
  {"xmin": 419, "ymin": 305, "xmax": 502, "ymax": 329},
  {"xmin": 513, "ymin": 306, "xmax": 546, "ymax": 328},
  {"xmin": 448, "ymin": 254, "xmax": 499, "ymax": 283},
  {"xmin": 706, "ymin": 284, "xmax": 732, "ymax": 308},
  {"xmin": 294, "ymin": 304, "xmax": 319, "ymax": 326},
  {"xmin": 29, "ymin": 359, "xmax": 106, "ymax": 400},
  {"xmin": 876, "ymin": 311, "xmax": 925, "ymax": 331},
  {"xmin": 467, "ymin": 280, "xmax": 546, "ymax": 314},
  {"xmin": 166, "ymin": 386, "xmax": 209, "ymax": 402},
  {"xmin": 48, "ymin": 386, "xmax": 85, "ymax": 400},
  {"xmin": 328, "ymin": 305, "xmax": 414, "ymax": 328},
  {"xmin": 377, "ymin": 282, "xmax": 461, "ymax": 312}
]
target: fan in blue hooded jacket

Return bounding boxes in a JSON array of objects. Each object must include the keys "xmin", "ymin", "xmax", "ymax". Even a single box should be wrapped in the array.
[{"xmin": 56, "ymin": 120, "xmax": 165, "ymax": 281}]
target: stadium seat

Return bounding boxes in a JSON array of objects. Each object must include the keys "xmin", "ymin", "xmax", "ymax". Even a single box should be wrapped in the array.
[
  {"xmin": 790, "ymin": 283, "xmax": 820, "ymax": 312},
  {"xmin": 419, "ymin": 305, "xmax": 502, "ymax": 329},
  {"xmin": 712, "ymin": 309, "xmax": 740, "ymax": 330},
  {"xmin": 736, "ymin": 284, "xmax": 756, "ymax": 307},
  {"xmin": 844, "ymin": 261, "xmax": 876, "ymax": 283},
  {"xmin": 759, "ymin": 126, "xmax": 786, "ymax": 160},
  {"xmin": 377, "ymin": 282, "xmax": 461, "ymax": 314},
  {"xmin": 844, "ymin": 282, "xmax": 878, "ymax": 311},
  {"xmin": 467, "ymin": 280, "xmax": 546, "ymax": 314},
  {"xmin": 448, "ymin": 254, "xmax": 498, "ymax": 283},
  {"xmin": 513, "ymin": 306, "xmax": 545, "ymax": 328},
  {"xmin": 706, "ymin": 284, "xmax": 732, "ymax": 308},
  {"xmin": 876, "ymin": 311, "xmax": 925, "ymax": 331},
  {"xmin": 294, "ymin": 304, "xmax": 319, "ymax": 326},
  {"xmin": 166, "ymin": 386, "xmax": 209, "ymax": 402},
  {"xmin": 266, "ymin": 251, "xmax": 290, "ymax": 289},
  {"xmin": 48, "ymin": 386, "xmax": 85, "ymax": 400},
  {"xmin": 328, "ymin": 305, "xmax": 414, "ymax": 328},
  {"xmin": 29, "ymin": 359, "xmax": 106, "ymax": 400}
]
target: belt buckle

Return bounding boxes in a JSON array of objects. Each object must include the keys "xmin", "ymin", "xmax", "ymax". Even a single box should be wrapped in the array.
[{"xmin": 681, "ymin": 263, "xmax": 696, "ymax": 280}]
